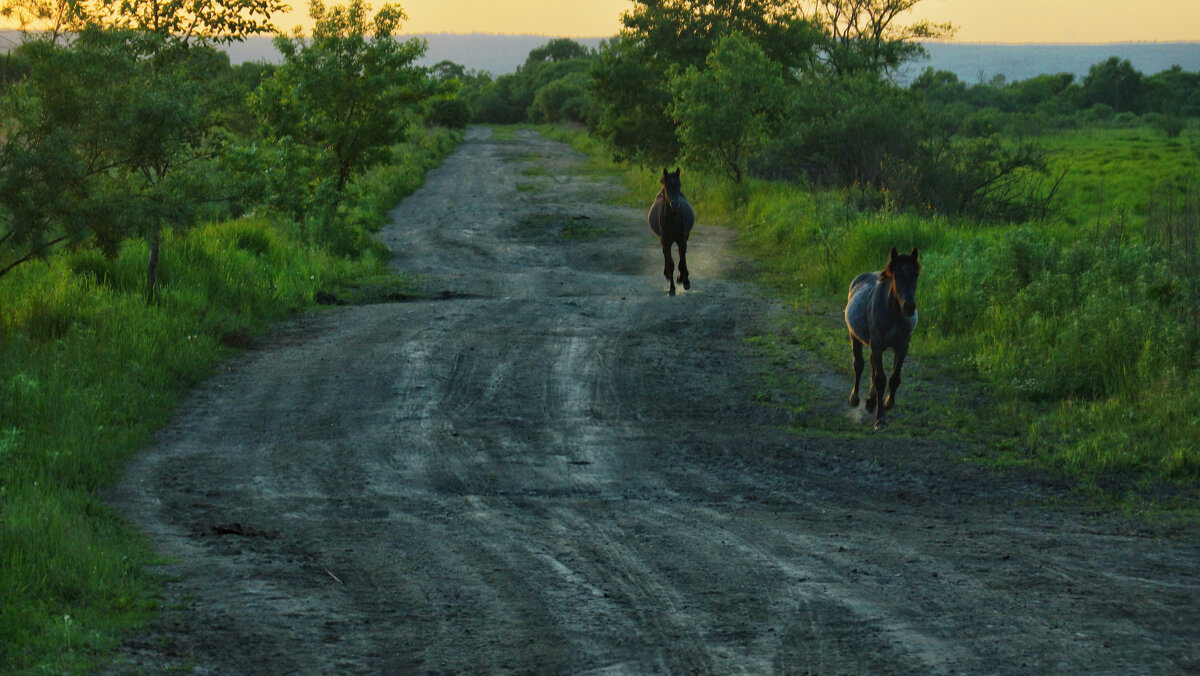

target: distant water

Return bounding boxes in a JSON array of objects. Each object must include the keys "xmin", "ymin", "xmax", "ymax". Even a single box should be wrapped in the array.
[
  {"xmin": 216, "ymin": 33, "xmax": 611, "ymax": 73},
  {"xmin": 906, "ymin": 41, "xmax": 1200, "ymax": 84},
  {"xmin": 394, "ymin": 36, "xmax": 1200, "ymax": 83},
  {"xmin": 4, "ymin": 31, "xmax": 1199, "ymax": 84}
]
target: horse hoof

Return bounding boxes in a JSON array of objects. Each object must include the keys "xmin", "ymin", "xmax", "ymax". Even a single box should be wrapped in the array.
[
  {"xmin": 865, "ymin": 400, "xmax": 876, "ymax": 413},
  {"xmin": 884, "ymin": 397, "xmax": 895, "ymax": 410},
  {"xmin": 668, "ymin": 289, "xmax": 676, "ymax": 297},
  {"xmin": 682, "ymin": 280, "xmax": 691, "ymax": 291},
  {"xmin": 874, "ymin": 420, "xmax": 888, "ymax": 431},
  {"xmin": 849, "ymin": 395, "xmax": 860, "ymax": 407}
]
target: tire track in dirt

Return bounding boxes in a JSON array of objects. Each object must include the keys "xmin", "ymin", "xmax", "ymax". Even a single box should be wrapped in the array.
[{"xmin": 108, "ymin": 127, "xmax": 1200, "ymax": 674}]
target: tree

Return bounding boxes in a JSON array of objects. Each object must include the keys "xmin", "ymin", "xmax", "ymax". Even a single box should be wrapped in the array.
[
  {"xmin": 910, "ymin": 68, "xmax": 965, "ymax": 106},
  {"xmin": 1, "ymin": 0, "xmax": 284, "ymax": 43},
  {"xmin": 94, "ymin": 0, "xmax": 285, "ymax": 45},
  {"xmin": 528, "ymin": 70, "xmax": 592, "ymax": 124},
  {"xmin": 590, "ymin": 0, "xmax": 820, "ymax": 166},
  {"xmin": 525, "ymin": 37, "xmax": 589, "ymax": 66},
  {"xmin": 251, "ymin": 0, "xmax": 433, "ymax": 238},
  {"xmin": 0, "ymin": 28, "xmax": 207, "ymax": 283},
  {"xmin": 670, "ymin": 32, "xmax": 789, "ymax": 183},
  {"xmin": 785, "ymin": 73, "xmax": 925, "ymax": 187},
  {"xmin": 430, "ymin": 59, "xmax": 467, "ymax": 83},
  {"xmin": 1083, "ymin": 56, "xmax": 1145, "ymax": 114},
  {"xmin": 1006, "ymin": 72, "xmax": 1076, "ymax": 112},
  {"xmin": 0, "ymin": 49, "xmax": 32, "ymax": 90},
  {"xmin": 95, "ymin": 0, "xmax": 278, "ymax": 300},
  {"xmin": 1, "ymin": 0, "xmax": 284, "ymax": 296},
  {"xmin": 461, "ymin": 41, "xmax": 594, "ymax": 125},
  {"xmin": 0, "ymin": 41, "xmax": 92, "ymax": 279},
  {"xmin": 0, "ymin": 0, "xmax": 91, "ymax": 38},
  {"xmin": 1145, "ymin": 65, "xmax": 1200, "ymax": 118},
  {"xmin": 799, "ymin": 0, "xmax": 953, "ymax": 76}
]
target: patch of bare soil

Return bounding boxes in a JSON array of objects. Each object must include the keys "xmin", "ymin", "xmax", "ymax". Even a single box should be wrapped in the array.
[{"xmin": 108, "ymin": 127, "xmax": 1200, "ymax": 674}]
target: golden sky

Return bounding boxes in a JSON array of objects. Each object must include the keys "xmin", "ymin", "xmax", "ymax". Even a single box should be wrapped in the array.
[
  {"xmin": 275, "ymin": 0, "xmax": 1200, "ymax": 43},
  {"xmin": 914, "ymin": 0, "xmax": 1200, "ymax": 43},
  {"xmin": 3, "ymin": 0, "xmax": 1198, "ymax": 42}
]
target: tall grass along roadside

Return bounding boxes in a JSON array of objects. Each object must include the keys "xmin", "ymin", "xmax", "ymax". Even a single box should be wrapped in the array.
[{"xmin": 0, "ymin": 128, "xmax": 461, "ymax": 673}]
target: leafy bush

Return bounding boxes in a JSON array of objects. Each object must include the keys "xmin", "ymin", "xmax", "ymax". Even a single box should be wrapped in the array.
[
  {"xmin": 1084, "ymin": 102, "xmax": 1116, "ymax": 122},
  {"xmin": 670, "ymin": 32, "xmax": 789, "ymax": 183},
  {"xmin": 527, "ymin": 70, "xmax": 593, "ymax": 124},
  {"xmin": 427, "ymin": 97, "xmax": 472, "ymax": 129},
  {"xmin": 1153, "ymin": 113, "xmax": 1187, "ymax": 138},
  {"xmin": 464, "ymin": 43, "xmax": 595, "ymax": 125}
]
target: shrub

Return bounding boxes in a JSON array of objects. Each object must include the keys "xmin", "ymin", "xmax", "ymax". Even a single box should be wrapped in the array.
[
  {"xmin": 527, "ymin": 71, "xmax": 593, "ymax": 124},
  {"xmin": 426, "ymin": 97, "xmax": 471, "ymax": 129}
]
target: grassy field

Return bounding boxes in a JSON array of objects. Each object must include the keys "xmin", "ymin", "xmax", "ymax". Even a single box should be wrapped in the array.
[
  {"xmin": 1041, "ymin": 126, "xmax": 1200, "ymax": 229},
  {"xmin": 0, "ymin": 128, "xmax": 461, "ymax": 673},
  {"xmin": 543, "ymin": 123, "xmax": 1200, "ymax": 515}
]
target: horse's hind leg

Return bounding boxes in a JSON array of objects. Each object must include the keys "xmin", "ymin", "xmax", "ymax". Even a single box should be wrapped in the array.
[
  {"xmin": 661, "ymin": 241, "xmax": 676, "ymax": 296},
  {"xmin": 849, "ymin": 336, "xmax": 864, "ymax": 407},
  {"xmin": 884, "ymin": 345, "xmax": 907, "ymax": 410},
  {"xmin": 676, "ymin": 239, "xmax": 690, "ymax": 291}
]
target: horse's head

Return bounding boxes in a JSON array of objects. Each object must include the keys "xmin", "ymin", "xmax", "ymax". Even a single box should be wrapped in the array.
[
  {"xmin": 884, "ymin": 247, "xmax": 920, "ymax": 318},
  {"xmin": 659, "ymin": 167, "xmax": 683, "ymax": 209}
]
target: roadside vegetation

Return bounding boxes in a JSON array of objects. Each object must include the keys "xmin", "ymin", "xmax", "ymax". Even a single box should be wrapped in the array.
[
  {"xmin": 449, "ymin": 0, "xmax": 1200, "ymax": 513},
  {"xmin": 3, "ymin": 0, "xmax": 1198, "ymax": 670},
  {"xmin": 0, "ymin": 0, "xmax": 464, "ymax": 670}
]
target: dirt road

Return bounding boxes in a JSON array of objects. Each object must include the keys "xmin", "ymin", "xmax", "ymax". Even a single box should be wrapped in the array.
[{"xmin": 109, "ymin": 127, "xmax": 1200, "ymax": 674}]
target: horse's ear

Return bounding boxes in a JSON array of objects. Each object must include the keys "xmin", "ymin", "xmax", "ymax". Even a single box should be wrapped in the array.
[
  {"xmin": 673, "ymin": 167, "xmax": 680, "ymax": 177},
  {"xmin": 911, "ymin": 247, "xmax": 919, "ymax": 261},
  {"xmin": 889, "ymin": 247, "xmax": 899, "ymax": 261},
  {"xmin": 662, "ymin": 168, "xmax": 669, "ymax": 177}
]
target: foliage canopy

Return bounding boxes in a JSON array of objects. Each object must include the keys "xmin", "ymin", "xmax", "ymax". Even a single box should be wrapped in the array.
[
  {"xmin": 670, "ymin": 32, "xmax": 790, "ymax": 183},
  {"xmin": 252, "ymin": 0, "xmax": 433, "ymax": 229}
]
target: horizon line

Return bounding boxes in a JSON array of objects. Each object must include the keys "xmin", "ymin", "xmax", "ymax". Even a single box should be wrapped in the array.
[
  {"xmin": 3, "ymin": 27, "xmax": 1199, "ymax": 47},
  {"xmin": 396, "ymin": 31, "xmax": 1200, "ymax": 47}
]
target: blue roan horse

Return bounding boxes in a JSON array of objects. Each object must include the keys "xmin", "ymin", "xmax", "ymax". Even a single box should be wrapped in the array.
[
  {"xmin": 648, "ymin": 168, "xmax": 695, "ymax": 296},
  {"xmin": 844, "ymin": 247, "xmax": 921, "ymax": 430}
]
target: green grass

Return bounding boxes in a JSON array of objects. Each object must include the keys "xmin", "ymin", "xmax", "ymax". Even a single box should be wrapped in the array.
[
  {"xmin": 545, "ymin": 122, "xmax": 1200, "ymax": 515},
  {"xmin": 0, "ymin": 128, "xmax": 462, "ymax": 673},
  {"xmin": 1042, "ymin": 126, "xmax": 1200, "ymax": 228}
]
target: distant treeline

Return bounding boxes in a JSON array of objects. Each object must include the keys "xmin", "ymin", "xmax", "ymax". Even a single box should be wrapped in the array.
[
  {"xmin": 439, "ymin": 4, "xmax": 1196, "ymax": 223},
  {"xmin": 913, "ymin": 58, "xmax": 1200, "ymax": 136},
  {"xmin": 451, "ymin": 40, "xmax": 1200, "ymax": 134}
]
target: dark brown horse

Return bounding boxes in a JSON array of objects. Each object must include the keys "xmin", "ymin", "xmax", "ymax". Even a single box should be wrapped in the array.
[
  {"xmin": 844, "ymin": 247, "xmax": 920, "ymax": 430},
  {"xmin": 648, "ymin": 168, "xmax": 695, "ymax": 296}
]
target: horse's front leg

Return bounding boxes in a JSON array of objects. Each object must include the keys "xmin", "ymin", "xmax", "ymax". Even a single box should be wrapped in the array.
[
  {"xmin": 661, "ymin": 240, "xmax": 676, "ymax": 296},
  {"xmin": 849, "ymin": 336, "xmax": 864, "ymax": 407},
  {"xmin": 868, "ymin": 347, "xmax": 888, "ymax": 429},
  {"xmin": 676, "ymin": 238, "xmax": 690, "ymax": 291},
  {"xmin": 884, "ymin": 344, "xmax": 907, "ymax": 410}
]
